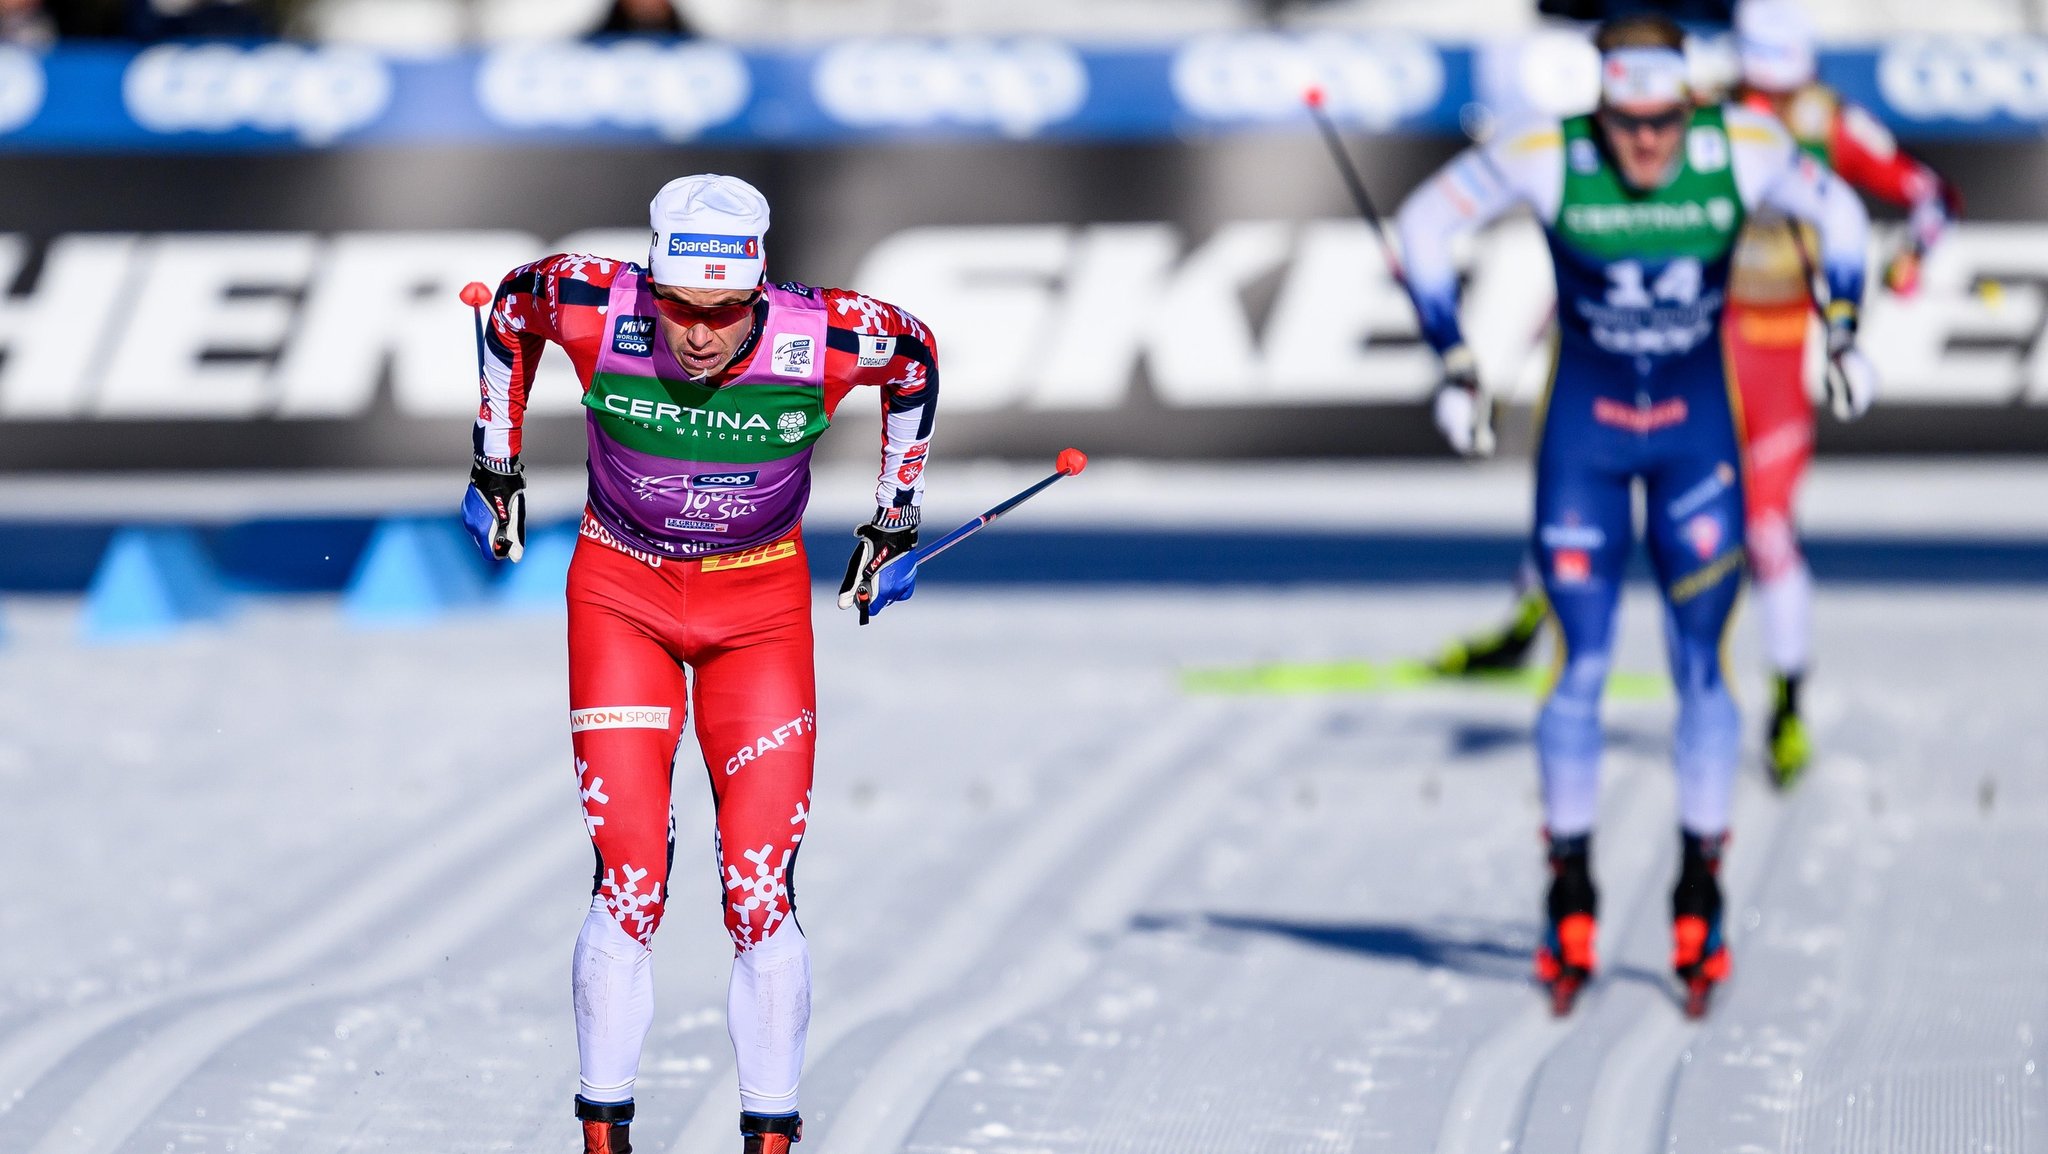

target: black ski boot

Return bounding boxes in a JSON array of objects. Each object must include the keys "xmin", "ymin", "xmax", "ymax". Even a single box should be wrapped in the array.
[
  {"xmin": 577, "ymin": 1098, "xmax": 633, "ymax": 1154},
  {"xmin": 1672, "ymin": 830, "xmax": 1730, "ymax": 1018},
  {"xmin": 1535, "ymin": 831, "xmax": 1598, "ymax": 1015},
  {"xmin": 741, "ymin": 1111, "xmax": 803, "ymax": 1154}
]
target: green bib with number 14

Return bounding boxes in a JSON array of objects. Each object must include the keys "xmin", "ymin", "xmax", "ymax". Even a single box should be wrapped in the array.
[{"xmin": 1549, "ymin": 106, "xmax": 1747, "ymax": 358}]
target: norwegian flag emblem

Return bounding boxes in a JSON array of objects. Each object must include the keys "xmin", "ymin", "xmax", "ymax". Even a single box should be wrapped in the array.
[{"xmin": 704, "ymin": 263, "xmax": 727, "ymax": 281}]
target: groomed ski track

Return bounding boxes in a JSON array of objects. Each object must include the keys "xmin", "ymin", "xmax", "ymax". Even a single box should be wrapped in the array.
[{"xmin": 0, "ymin": 585, "xmax": 2042, "ymax": 1154}]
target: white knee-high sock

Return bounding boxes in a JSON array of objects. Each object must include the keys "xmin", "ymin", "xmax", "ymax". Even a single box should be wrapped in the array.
[
  {"xmin": 729, "ymin": 920, "xmax": 812, "ymax": 1115},
  {"xmin": 1755, "ymin": 560, "xmax": 1813, "ymax": 676},
  {"xmin": 573, "ymin": 897, "xmax": 655, "ymax": 1104}
]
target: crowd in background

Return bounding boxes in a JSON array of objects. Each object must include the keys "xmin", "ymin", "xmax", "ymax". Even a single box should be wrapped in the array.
[
  {"xmin": 0, "ymin": 0, "xmax": 2034, "ymax": 48},
  {"xmin": 12, "ymin": 0, "xmax": 280, "ymax": 41},
  {"xmin": 0, "ymin": 0, "xmax": 696, "ymax": 43}
]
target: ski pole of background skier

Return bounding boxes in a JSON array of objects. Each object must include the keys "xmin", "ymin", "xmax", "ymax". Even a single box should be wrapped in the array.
[{"xmin": 1303, "ymin": 86, "xmax": 1497, "ymax": 457}]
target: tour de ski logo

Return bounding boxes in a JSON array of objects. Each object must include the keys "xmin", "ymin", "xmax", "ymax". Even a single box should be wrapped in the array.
[
  {"xmin": 777, "ymin": 411, "xmax": 807, "ymax": 443},
  {"xmin": 771, "ymin": 332, "xmax": 814, "ymax": 377}
]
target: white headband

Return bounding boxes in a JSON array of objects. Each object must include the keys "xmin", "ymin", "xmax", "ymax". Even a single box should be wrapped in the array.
[
  {"xmin": 1600, "ymin": 47, "xmax": 1690, "ymax": 107},
  {"xmin": 1737, "ymin": 0, "xmax": 1818, "ymax": 92}
]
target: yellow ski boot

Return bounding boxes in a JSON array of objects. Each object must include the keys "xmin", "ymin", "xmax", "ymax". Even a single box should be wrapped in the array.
[
  {"xmin": 1765, "ymin": 672, "xmax": 1810, "ymax": 789},
  {"xmin": 1431, "ymin": 591, "xmax": 1546, "ymax": 677}
]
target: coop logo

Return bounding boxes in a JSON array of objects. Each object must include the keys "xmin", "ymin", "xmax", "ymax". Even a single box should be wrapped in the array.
[
  {"xmin": 1171, "ymin": 32, "xmax": 1445, "ymax": 129},
  {"xmin": 0, "ymin": 46, "xmax": 45, "ymax": 135},
  {"xmin": 812, "ymin": 38, "xmax": 1087, "ymax": 137},
  {"xmin": 629, "ymin": 470, "xmax": 761, "ymax": 500},
  {"xmin": 692, "ymin": 471, "xmax": 757, "ymax": 489},
  {"xmin": 123, "ymin": 44, "xmax": 392, "ymax": 144},
  {"xmin": 570, "ymin": 706, "xmax": 673, "ymax": 732},
  {"xmin": 612, "ymin": 315, "xmax": 656, "ymax": 356},
  {"xmin": 1878, "ymin": 37, "xmax": 2048, "ymax": 123},
  {"xmin": 477, "ymin": 40, "xmax": 750, "ymax": 141},
  {"xmin": 667, "ymin": 233, "xmax": 759, "ymax": 259}
]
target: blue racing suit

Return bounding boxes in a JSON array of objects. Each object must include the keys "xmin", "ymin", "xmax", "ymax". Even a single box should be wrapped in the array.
[{"xmin": 1396, "ymin": 106, "xmax": 1868, "ymax": 837}]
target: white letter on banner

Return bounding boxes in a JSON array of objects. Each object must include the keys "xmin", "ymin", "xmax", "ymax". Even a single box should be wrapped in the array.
[
  {"xmin": 1460, "ymin": 219, "xmax": 1560, "ymax": 403},
  {"xmin": 1142, "ymin": 220, "xmax": 1290, "ymax": 406},
  {"xmin": 275, "ymin": 231, "xmax": 542, "ymax": 418},
  {"xmin": 1029, "ymin": 223, "xmax": 1181, "ymax": 410},
  {"xmin": 852, "ymin": 225, "xmax": 1071, "ymax": 412},
  {"xmin": 0, "ymin": 45, "xmax": 46, "ymax": 133},
  {"xmin": 1261, "ymin": 219, "xmax": 1435, "ymax": 402},
  {"xmin": 0, "ymin": 235, "xmax": 139, "ymax": 417},
  {"xmin": 97, "ymin": 234, "xmax": 318, "ymax": 417},
  {"xmin": 1862, "ymin": 224, "xmax": 2046, "ymax": 404}
]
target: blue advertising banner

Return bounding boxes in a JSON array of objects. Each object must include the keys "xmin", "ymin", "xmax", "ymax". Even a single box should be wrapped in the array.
[{"xmin": 0, "ymin": 35, "xmax": 2039, "ymax": 153}]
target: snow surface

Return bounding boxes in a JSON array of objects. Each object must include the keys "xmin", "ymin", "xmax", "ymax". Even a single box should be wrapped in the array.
[{"xmin": 0, "ymin": 585, "xmax": 2043, "ymax": 1154}]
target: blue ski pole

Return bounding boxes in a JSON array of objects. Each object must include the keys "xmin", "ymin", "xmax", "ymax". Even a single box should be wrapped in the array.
[{"xmin": 862, "ymin": 447, "xmax": 1089, "ymax": 619}]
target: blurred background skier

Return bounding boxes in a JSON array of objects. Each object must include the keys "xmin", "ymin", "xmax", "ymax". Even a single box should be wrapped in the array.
[
  {"xmin": 1396, "ymin": 12, "xmax": 1872, "ymax": 1014},
  {"xmin": 1723, "ymin": 0, "xmax": 1960, "ymax": 784},
  {"xmin": 1430, "ymin": 0, "xmax": 1955, "ymax": 790}
]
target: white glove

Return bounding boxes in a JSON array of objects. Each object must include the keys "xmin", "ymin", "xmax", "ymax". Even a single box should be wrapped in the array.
[
  {"xmin": 1823, "ymin": 302, "xmax": 1877, "ymax": 422},
  {"xmin": 1432, "ymin": 345, "xmax": 1496, "ymax": 458}
]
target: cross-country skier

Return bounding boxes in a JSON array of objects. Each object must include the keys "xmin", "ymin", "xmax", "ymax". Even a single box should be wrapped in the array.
[
  {"xmin": 1728, "ymin": 0, "xmax": 1959, "ymax": 785},
  {"xmin": 1431, "ymin": 4, "xmax": 1958, "ymax": 790},
  {"xmin": 460, "ymin": 174, "xmax": 938, "ymax": 1154},
  {"xmin": 1395, "ymin": 14, "xmax": 1872, "ymax": 1015}
]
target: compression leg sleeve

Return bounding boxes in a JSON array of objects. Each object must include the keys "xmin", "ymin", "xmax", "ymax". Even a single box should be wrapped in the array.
[
  {"xmin": 729, "ymin": 919, "xmax": 812, "ymax": 1115},
  {"xmin": 573, "ymin": 897, "xmax": 656, "ymax": 1104},
  {"xmin": 1754, "ymin": 560, "xmax": 1813, "ymax": 677}
]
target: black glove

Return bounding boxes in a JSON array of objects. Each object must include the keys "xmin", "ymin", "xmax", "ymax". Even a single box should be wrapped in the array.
[
  {"xmin": 837, "ymin": 507, "xmax": 919, "ymax": 625},
  {"xmin": 460, "ymin": 457, "xmax": 526, "ymax": 562}
]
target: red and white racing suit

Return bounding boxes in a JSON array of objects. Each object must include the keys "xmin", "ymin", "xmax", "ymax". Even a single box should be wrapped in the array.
[
  {"xmin": 1727, "ymin": 85, "xmax": 1956, "ymax": 674},
  {"xmin": 479, "ymin": 254, "xmax": 938, "ymax": 1115}
]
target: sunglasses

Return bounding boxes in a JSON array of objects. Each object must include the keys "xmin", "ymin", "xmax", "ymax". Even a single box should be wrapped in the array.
[
  {"xmin": 1600, "ymin": 107, "xmax": 1687, "ymax": 135},
  {"xmin": 651, "ymin": 291, "xmax": 761, "ymax": 330}
]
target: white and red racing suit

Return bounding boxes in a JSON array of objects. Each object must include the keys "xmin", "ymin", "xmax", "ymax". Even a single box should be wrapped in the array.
[
  {"xmin": 478, "ymin": 253, "xmax": 937, "ymax": 1116},
  {"xmin": 1727, "ymin": 84, "xmax": 1957, "ymax": 674}
]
